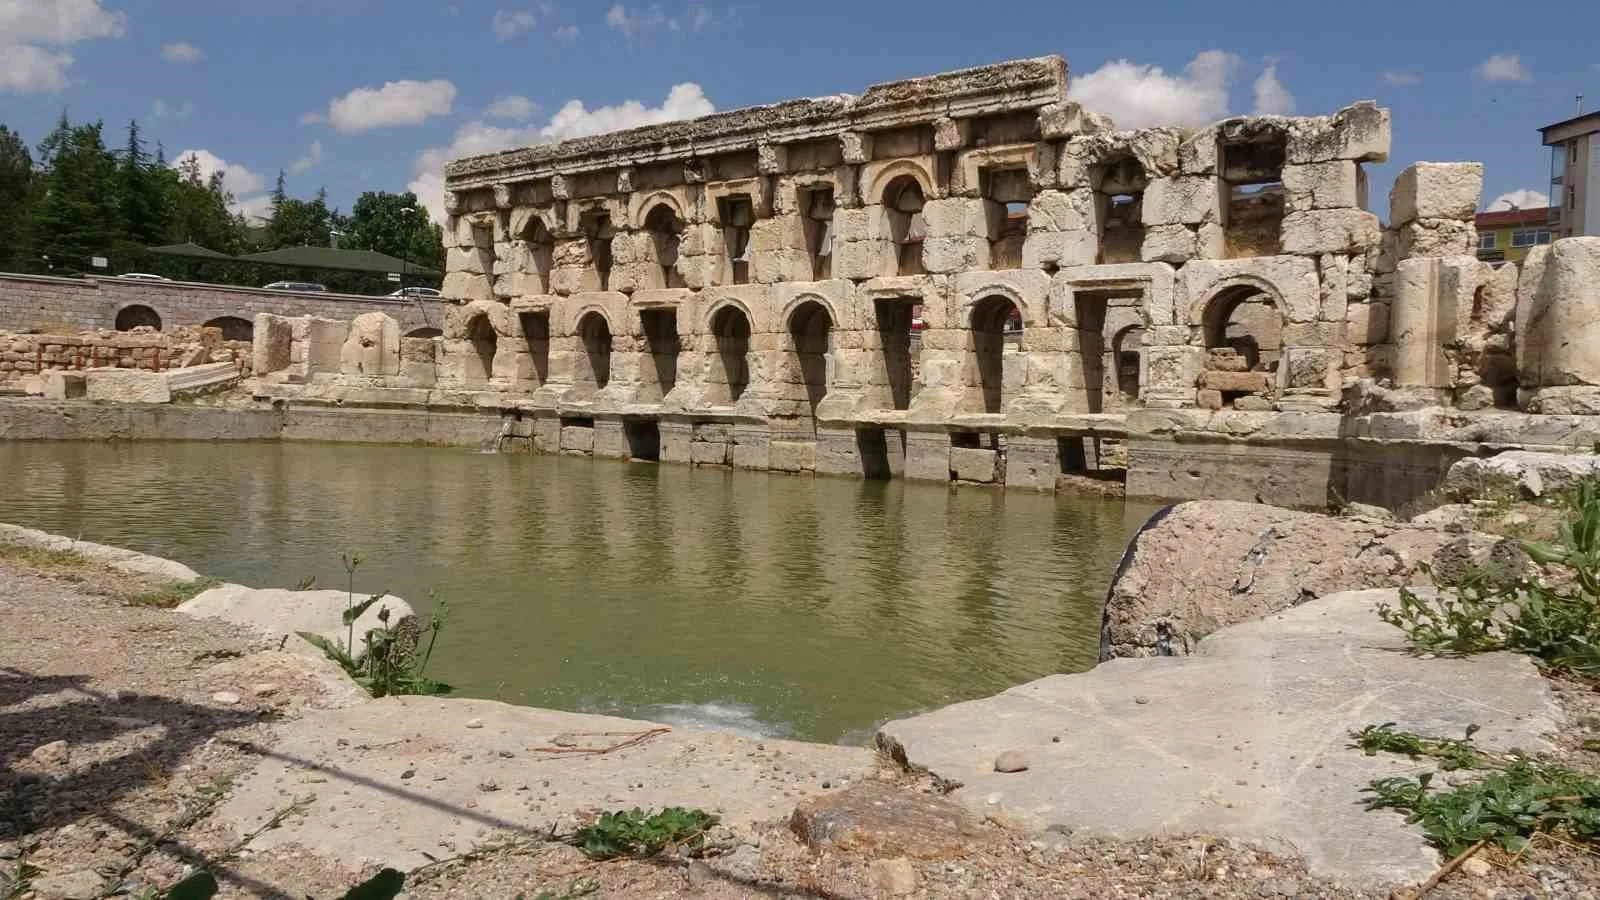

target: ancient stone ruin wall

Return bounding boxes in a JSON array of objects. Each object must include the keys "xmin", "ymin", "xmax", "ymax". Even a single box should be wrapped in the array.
[
  {"xmin": 243, "ymin": 55, "xmax": 1600, "ymax": 491},
  {"xmin": 0, "ymin": 327, "xmax": 250, "ymax": 391}
]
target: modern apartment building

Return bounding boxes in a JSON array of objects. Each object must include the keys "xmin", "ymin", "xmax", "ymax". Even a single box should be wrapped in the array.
[
  {"xmin": 1474, "ymin": 206, "xmax": 1554, "ymax": 263},
  {"xmin": 1541, "ymin": 110, "xmax": 1600, "ymax": 238}
]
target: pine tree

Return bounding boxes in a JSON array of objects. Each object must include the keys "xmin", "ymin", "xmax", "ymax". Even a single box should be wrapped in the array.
[
  {"xmin": 0, "ymin": 126, "xmax": 35, "ymax": 271},
  {"xmin": 28, "ymin": 119, "xmax": 121, "ymax": 274},
  {"xmin": 118, "ymin": 120, "xmax": 171, "ymax": 249}
]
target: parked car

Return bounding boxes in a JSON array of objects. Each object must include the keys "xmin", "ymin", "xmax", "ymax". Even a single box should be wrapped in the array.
[
  {"xmin": 389, "ymin": 286, "xmax": 441, "ymax": 298},
  {"xmin": 263, "ymin": 281, "xmax": 327, "ymax": 293},
  {"xmin": 118, "ymin": 272, "xmax": 171, "ymax": 281}
]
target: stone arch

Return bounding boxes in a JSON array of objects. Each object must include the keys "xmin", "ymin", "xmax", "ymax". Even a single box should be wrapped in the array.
[
  {"xmin": 779, "ymin": 293, "xmax": 845, "ymax": 336},
  {"xmin": 971, "ymin": 295, "xmax": 1022, "ymax": 414},
  {"xmin": 708, "ymin": 304, "xmax": 753, "ymax": 404},
  {"xmin": 115, "ymin": 305, "xmax": 162, "ymax": 331},
  {"xmin": 1196, "ymin": 281, "xmax": 1284, "ymax": 408},
  {"xmin": 406, "ymin": 327, "xmax": 443, "ymax": 339},
  {"xmin": 881, "ymin": 174, "xmax": 928, "ymax": 276},
  {"xmin": 642, "ymin": 202, "xmax": 685, "ymax": 289},
  {"xmin": 956, "ymin": 281, "xmax": 1038, "ymax": 329},
  {"xmin": 464, "ymin": 311, "xmax": 498, "ymax": 384},
  {"xmin": 786, "ymin": 300, "xmax": 834, "ymax": 435},
  {"xmin": 865, "ymin": 160, "xmax": 934, "ymax": 207},
  {"xmin": 629, "ymin": 190, "xmax": 686, "ymax": 229},
  {"xmin": 1112, "ymin": 323, "xmax": 1146, "ymax": 404},
  {"xmin": 1189, "ymin": 276, "xmax": 1291, "ymax": 345},
  {"xmin": 575, "ymin": 309, "xmax": 613, "ymax": 393},
  {"xmin": 202, "ymin": 316, "xmax": 253, "ymax": 341}
]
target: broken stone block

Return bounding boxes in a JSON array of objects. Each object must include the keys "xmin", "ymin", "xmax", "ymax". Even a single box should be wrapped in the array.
[
  {"xmin": 42, "ymin": 370, "xmax": 86, "ymax": 400},
  {"xmin": 949, "ymin": 447, "xmax": 999, "ymax": 482},
  {"xmin": 769, "ymin": 440, "xmax": 816, "ymax": 472},
  {"xmin": 1389, "ymin": 162, "xmax": 1483, "ymax": 225},
  {"xmin": 1279, "ymin": 209, "xmax": 1380, "ymax": 256},
  {"xmin": 1199, "ymin": 370, "xmax": 1273, "ymax": 393},
  {"xmin": 1396, "ymin": 219, "xmax": 1476, "ymax": 260},
  {"xmin": 789, "ymin": 780, "xmax": 991, "ymax": 860},
  {"xmin": 1196, "ymin": 388, "xmax": 1223, "ymax": 409},
  {"xmin": 1140, "ymin": 224, "xmax": 1198, "ymax": 264},
  {"xmin": 1140, "ymin": 176, "xmax": 1221, "ymax": 226},
  {"xmin": 1282, "ymin": 161, "xmax": 1359, "ymax": 212},
  {"xmin": 84, "ymin": 368, "xmax": 171, "ymax": 403}
]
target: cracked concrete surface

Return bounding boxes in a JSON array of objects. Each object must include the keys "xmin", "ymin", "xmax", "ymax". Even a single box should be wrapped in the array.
[{"xmin": 879, "ymin": 588, "xmax": 1560, "ymax": 886}]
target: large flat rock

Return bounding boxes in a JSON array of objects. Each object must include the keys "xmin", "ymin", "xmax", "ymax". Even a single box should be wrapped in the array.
[
  {"xmin": 879, "ymin": 589, "xmax": 1559, "ymax": 887},
  {"xmin": 216, "ymin": 696, "xmax": 880, "ymax": 870}
]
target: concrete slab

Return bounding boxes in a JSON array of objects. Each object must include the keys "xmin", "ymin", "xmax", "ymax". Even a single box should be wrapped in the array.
[
  {"xmin": 217, "ymin": 696, "xmax": 880, "ymax": 869},
  {"xmin": 878, "ymin": 589, "xmax": 1560, "ymax": 887}
]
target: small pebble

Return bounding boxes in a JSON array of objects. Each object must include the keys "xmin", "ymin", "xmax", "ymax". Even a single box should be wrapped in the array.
[
  {"xmin": 400, "ymin": 769, "xmax": 415, "ymax": 780},
  {"xmin": 465, "ymin": 718, "xmax": 484, "ymax": 729},
  {"xmin": 211, "ymin": 691, "xmax": 241, "ymax": 705},
  {"xmin": 994, "ymin": 750, "xmax": 1029, "ymax": 773}
]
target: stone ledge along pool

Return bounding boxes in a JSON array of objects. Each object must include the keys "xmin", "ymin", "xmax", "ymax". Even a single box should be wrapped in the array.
[{"xmin": 0, "ymin": 441, "xmax": 1157, "ymax": 742}]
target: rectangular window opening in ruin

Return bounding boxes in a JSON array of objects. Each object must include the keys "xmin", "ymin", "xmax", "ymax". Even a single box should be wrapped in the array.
[
  {"xmin": 520, "ymin": 221, "xmax": 555, "ymax": 292},
  {"xmin": 639, "ymin": 309, "xmax": 678, "ymax": 401},
  {"xmin": 983, "ymin": 168, "xmax": 1031, "ymax": 270},
  {"xmin": 562, "ymin": 416, "xmax": 596, "ymax": 429},
  {"xmin": 518, "ymin": 311, "xmax": 550, "ymax": 388},
  {"xmin": 1094, "ymin": 157, "xmax": 1147, "ymax": 265},
  {"xmin": 719, "ymin": 195, "xmax": 755, "ymax": 285},
  {"xmin": 872, "ymin": 297, "xmax": 916, "ymax": 411},
  {"xmin": 581, "ymin": 211, "xmax": 615, "ymax": 291},
  {"xmin": 624, "ymin": 420, "xmax": 661, "ymax": 461},
  {"xmin": 1073, "ymin": 292, "xmax": 1112, "ymax": 414},
  {"xmin": 1057, "ymin": 436, "xmax": 1089, "ymax": 473},
  {"xmin": 801, "ymin": 186, "xmax": 835, "ymax": 281},
  {"xmin": 1221, "ymin": 137, "xmax": 1286, "ymax": 259},
  {"xmin": 856, "ymin": 427, "xmax": 895, "ymax": 480}
]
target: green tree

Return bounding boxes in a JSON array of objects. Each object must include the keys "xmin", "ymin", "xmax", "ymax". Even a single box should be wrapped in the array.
[
  {"xmin": 343, "ymin": 190, "xmax": 444, "ymax": 272},
  {"xmin": 264, "ymin": 173, "xmax": 334, "ymax": 249},
  {"xmin": 0, "ymin": 125, "xmax": 35, "ymax": 271},
  {"xmin": 28, "ymin": 120, "xmax": 121, "ymax": 274},
  {"xmin": 117, "ymin": 120, "xmax": 171, "ymax": 249}
]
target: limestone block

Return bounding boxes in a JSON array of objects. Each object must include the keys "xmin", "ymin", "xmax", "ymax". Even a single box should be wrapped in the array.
[
  {"xmin": 1026, "ymin": 190, "xmax": 1095, "ymax": 233},
  {"xmin": 1285, "ymin": 101, "xmax": 1391, "ymax": 164},
  {"xmin": 1195, "ymin": 222, "xmax": 1225, "ymax": 259},
  {"xmin": 447, "ymin": 247, "xmax": 488, "ymax": 275},
  {"xmin": 1347, "ymin": 269, "xmax": 1374, "ymax": 302},
  {"xmin": 1346, "ymin": 302, "xmax": 1390, "ymax": 345},
  {"xmin": 1199, "ymin": 370, "xmax": 1272, "ymax": 393},
  {"xmin": 1516, "ymin": 238, "xmax": 1600, "ymax": 389},
  {"xmin": 691, "ymin": 440, "xmax": 730, "ymax": 466},
  {"xmin": 1021, "ymin": 230, "xmax": 1097, "ymax": 270},
  {"xmin": 1178, "ymin": 127, "xmax": 1219, "ymax": 175},
  {"xmin": 949, "ymin": 447, "xmax": 998, "ymax": 483},
  {"xmin": 339, "ymin": 313, "xmax": 401, "ymax": 377},
  {"xmin": 832, "ymin": 239, "xmax": 890, "ymax": 280},
  {"xmin": 922, "ymin": 236, "xmax": 988, "ymax": 274},
  {"xmin": 560, "ymin": 425, "xmax": 594, "ymax": 453},
  {"xmin": 1141, "ymin": 176, "xmax": 1221, "ymax": 226},
  {"xmin": 769, "ymin": 439, "xmax": 816, "ymax": 472},
  {"xmin": 1037, "ymin": 101, "xmax": 1109, "ymax": 139},
  {"xmin": 443, "ymin": 272, "xmax": 495, "ymax": 304},
  {"xmin": 1282, "ymin": 321, "xmax": 1348, "ymax": 347},
  {"xmin": 592, "ymin": 421, "xmax": 627, "ymax": 459},
  {"xmin": 922, "ymin": 198, "xmax": 986, "ymax": 241},
  {"xmin": 1396, "ymin": 219, "xmax": 1475, "ymax": 260},
  {"xmin": 1056, "ymin": 140, "xmax": 1091, "ymax": 189},
  {"xmin": 1318, "ymin": 254, "xmax": 1348, "ymax": 323},
  {"xmin": 1476, "ymin": 259, "xmax": 1519, "ymax": 334},
  {"xmin": 253, "ymin": 314, "xmax": 293, "ymax": 374},
  {"xmin": 42, "ymin": 370, "xmax": 86, "ymax": 400},
  {"xmin": 1389, "ymin": 163, "xmax": 1483, "ymax": 225},
  {"xmin": 1283, "ymin": 161, "xmax": 1359, "ymax": 212},
  {"xmin": 1392, "ymin": 256, "xmax": 1477, "ymax": 388},
  {"xmin": 1140, "ymin": 225, "xmax": 1198, "ymax": 264},
  {"xmin": 85, "ymin": 368, "xmax": 171, "ymax": 403},
  {"xmin": 1280, "ymin": 209, "xmax": 1381, "ymax": 256}
]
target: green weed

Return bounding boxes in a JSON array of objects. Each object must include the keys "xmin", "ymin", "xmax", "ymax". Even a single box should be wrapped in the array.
[
  {"xmin": 298, "ymin": 554, "xmax": 452, "ymax": 698},
  {"xmin": 1363, "ymin": 760, "xmax": 1600, "ymax": 856},
  {"xmin": 1350, "ymin": 723, "xmax": 1486, "ymax": 771},
  {"xmin": 126, "ymin": 577, "xmax": 220, "ymax": 609},
  {"xmin": 567, "ymin": 807, "xmax": 720, "ymax": 860},
  {"xmin": 0, "ymin": 845, "xmax": 38, "ymax": 900},
  {"xmin": 1379, "ymin": 477, "xmax": 1600, "ymax": 675}
]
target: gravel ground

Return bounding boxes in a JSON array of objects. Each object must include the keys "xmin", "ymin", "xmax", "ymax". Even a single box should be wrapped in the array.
[{"xmin": 2, "ymin": 547, "xmax": 1597, "ymax": 899}]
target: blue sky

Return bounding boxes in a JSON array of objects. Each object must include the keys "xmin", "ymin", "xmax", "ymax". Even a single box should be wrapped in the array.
[{"xmin": 2, "ymin": 0, "xmax": 1596, "ymax": 225}]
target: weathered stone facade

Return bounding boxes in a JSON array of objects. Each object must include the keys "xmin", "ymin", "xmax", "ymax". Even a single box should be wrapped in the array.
[
  {"xmin": 237, "ymin": 56, "xmax": 1600, "ymax": 500},
  {"xmin": 0, "ymin": 327, "xmax": 249, "ymax": 392}
]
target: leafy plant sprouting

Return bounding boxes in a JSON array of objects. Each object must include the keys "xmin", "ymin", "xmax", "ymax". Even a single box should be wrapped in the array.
[
  {"xmin": 298, "ymin": 552, "xmax": 452, "ymax": 698},
  {"xmin": 567, "ymin": 808, "xmax": 720, "ymax": 860},
  {"xmin": 1350, "ymin": 723, "xmax": 1485, "ymax": 771},
  {"xmin": 1362, "ymin": 760, "xmax": 1600, "ymax": 856},
  {"xmin": 1378, "ymin": 477, "xmax": 1600, "ymax": 675}
]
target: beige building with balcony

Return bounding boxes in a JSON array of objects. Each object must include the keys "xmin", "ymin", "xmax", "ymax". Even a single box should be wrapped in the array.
[{"xmin": 1542, "ymin": 110, "xmax": 1600, "ymax": 238}]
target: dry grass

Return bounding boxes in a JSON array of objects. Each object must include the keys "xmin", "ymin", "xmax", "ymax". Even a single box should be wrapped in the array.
[{"xmin": 0, "ymin": 539, "xmax": 215, "ymax": 608}]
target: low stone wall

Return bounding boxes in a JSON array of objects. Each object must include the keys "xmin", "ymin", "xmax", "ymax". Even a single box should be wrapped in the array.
[
  {"xmin": 0, "ymin": 272, "xmax": 446, "ymax": 336},
  {"xmin": 0, "ymin": 328, "xmax": 249, "ymax": 389}
]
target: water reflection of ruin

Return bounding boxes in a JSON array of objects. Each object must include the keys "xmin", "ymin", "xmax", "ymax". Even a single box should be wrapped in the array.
[{"xmin": 253, "ymin": 54, "xmax": 1596, "ymax": 498}]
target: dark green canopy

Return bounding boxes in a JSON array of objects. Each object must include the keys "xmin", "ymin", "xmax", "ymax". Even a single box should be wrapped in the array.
[
  {"xmin": 235, "ymin": 246, "xmax": 440, "ymax": 277},
  {"xmin": 146, "ymin": 242, "xmax": 236, "ymax": 260}
]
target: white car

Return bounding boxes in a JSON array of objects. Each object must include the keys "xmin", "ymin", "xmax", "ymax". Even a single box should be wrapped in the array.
[
  {"xmin": 389, "ymin": 286, "xmax": 441, "ymax": 298},
  {"xmin": 119, "ymin": 272, "xmax": 171, "ymax": 281},
  {"xmin": 264, "ymin": 281, "xmax": 328, "ymax": 293}
]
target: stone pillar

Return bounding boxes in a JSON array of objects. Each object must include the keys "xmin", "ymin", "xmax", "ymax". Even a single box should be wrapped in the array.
[
  {"xmin": 904, "ymin": 430, "xmax": 951, "ymax": 482},
  {"xmin": 659, "ymin": 419, "xmax": 693, "ymax": 464},
  {"xmin": 592, "ymin": 419, "xmax": 627, "ymax": 459},
  {"xmin": 814, "ymin": 426, "xmax": 862, "ymax": 476},
  {"xmin": 1391, "ymin": 256, "xmax": 1474, "ymax": 391},
  {"xmin": 731, "ymin": 424, "xmax": 771, "ymax": 470},
  {"xmin": 1516, "ymin": 238, "xmax": 1600, "ymax": 413}
]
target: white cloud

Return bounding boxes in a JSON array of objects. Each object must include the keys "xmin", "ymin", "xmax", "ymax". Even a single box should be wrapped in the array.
[
  {"xmin": 0, "ymin": 0, "xmax": 126, "ymax": 44},
  {"xmin": 1476, "ymin": 53, "xmax": 1531, "ymax": 83},
  {"xmin": 172, "ymin": 149, "xmax": 273, "ymax": 219},
  {"xmin": 486, "ymin": 94, "xmax": 539, "ymax": 121},
  {"xmin": 1069, "ymin": 50, "xmax": 1238, "ymax": 129},
  {"xmin": 1486, "ymin": 189, "xmax": 1550, "ymax": 212},
  {"xmin": 288, "ymin": 140, "xmax": 324, "ymax": 176},
  {"xmin": 1381, "ymin": 71, "xmax": 1421, "ymax": 87},
  {"xmin": 607, "ymin": 4, "xmax": 665, "ymax": 40},
  {"xmin": 553, "ymin": 24, "xmax": 579, "ymax": 44},
  {"xmin": 161, "ymin": 41, "xmax": 204, "ymax": 63},
  {"xmin": 323, "ymin": 79, "xmax": 458, "ymax": 134},
  {"xmin": 0, "ymin": 44, "xmax": 73, "ymax": 94},
  {"xmin": 407, "ymin": 82, "xmax": 714, "ymax": 224},
  {"xmin": 152, "ymin": 98, "xmax": 195, "ymax": 119},
  {"xmin": 0, "ymin": 0, "xmax": 126, "ymax": 94},
  {"xmin": 491, "ymin": 7, "xmax": 537, "ymax": 40},
  {"xmin": 1252, "ymin": 62, "xmax": 1295, "ymax": 115}
]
